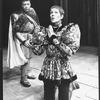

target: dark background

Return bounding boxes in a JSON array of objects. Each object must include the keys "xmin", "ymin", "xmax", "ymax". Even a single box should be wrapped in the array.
[
  {"xmin": 68, "ymin": 0, "xmax": 98, "ymax": 46},
  {"xmin": 2, "ymin": 0, "xmax": 98, "ymax": 47}
]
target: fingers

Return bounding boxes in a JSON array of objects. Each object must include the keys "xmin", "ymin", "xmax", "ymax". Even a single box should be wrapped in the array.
[
  {"xmin": 47, "ymin": 28, "xmax": 56, "ymax": 38},
  {"xmin": 48, "ymin": 25, "xmax": 54, "ymax": 33},
  {"xmin": 24, "ymin": 40, "xmax": 32, "ymax": 48}
]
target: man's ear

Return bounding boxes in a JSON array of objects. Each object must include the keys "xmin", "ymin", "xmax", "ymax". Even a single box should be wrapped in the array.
[{"xmin": 61, "ymin": 15, "xmax": 64, "ymax": 20}]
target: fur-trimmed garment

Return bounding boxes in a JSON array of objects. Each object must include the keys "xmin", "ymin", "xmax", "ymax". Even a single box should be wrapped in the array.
[{"xmin": 32, "ymin": 23, "xmax": 81, "ymax": 82}]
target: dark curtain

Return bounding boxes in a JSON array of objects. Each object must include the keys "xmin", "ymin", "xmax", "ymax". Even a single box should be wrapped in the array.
[
  {"xmin": 2, "ymin": 0, "xmax": 21, "ymax": 47},
  {"xmin": 68, "ymin": 0, "xmax": 98, "ymax": 46},
  {"xmin": 31, "ymin": 0, "xmax": 54, "ymax": 27},
  {"xmin": 54, "ymin": 0, "xmax": 98, "ymax": 46},
  {"xmin": 54, "ymin": 0, "xmax": 68, "ymax": 25}
]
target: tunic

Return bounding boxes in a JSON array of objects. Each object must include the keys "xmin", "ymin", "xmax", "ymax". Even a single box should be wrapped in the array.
[
  {"xmin": 32, "ymin": 23, "xmax": 81, "ymax": 82},
  {"xmin": 7, "ymin": 7, "xmax": 40, "ymax": 68}
]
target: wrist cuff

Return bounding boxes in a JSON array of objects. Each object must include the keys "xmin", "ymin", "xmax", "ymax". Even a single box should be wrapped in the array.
[{"xmin": 22, "ymin": 40, "xmax": 27, "ymax": 45}]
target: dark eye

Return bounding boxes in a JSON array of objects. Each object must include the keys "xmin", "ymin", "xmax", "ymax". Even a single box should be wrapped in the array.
[
  {"xmin": 55, "ymin": 11, "xmax": 58, "ymax": 14},
  {"xmin": 50, "ymin": 11, "xmax": 53, "ymax": 14}
]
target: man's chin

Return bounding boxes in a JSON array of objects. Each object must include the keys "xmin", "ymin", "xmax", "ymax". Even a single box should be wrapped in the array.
[
  {"xmin": 51, "ymin": 20, "xmax": 56, "ymax": 23},
  {"xmin": 51, "ymin": 21, "xmax": 58, "ymax": 24},
  {"xmin": 24, "ymin": 9, "xmax": 30, "ymax": 12}
]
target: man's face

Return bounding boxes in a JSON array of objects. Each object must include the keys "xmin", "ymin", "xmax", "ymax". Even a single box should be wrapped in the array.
[
  {"xmin": 22, "ymin": 1, "xmax": 31, "ymax": 12},
  {"xmin": 50, "ymin": 8, "xmax": 63, "ymax": 23}
]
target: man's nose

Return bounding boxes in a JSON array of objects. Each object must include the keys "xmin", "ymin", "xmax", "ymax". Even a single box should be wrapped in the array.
[
  {"xmin": 25, "ymin": 5, "xmax": 28, "ymax": 7},
  {"xmin": 51, "ymin": 14, "xmax": 54, "ymax": 17}
]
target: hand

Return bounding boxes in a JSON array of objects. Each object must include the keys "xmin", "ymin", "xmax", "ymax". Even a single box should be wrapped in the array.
[
  {"xmin": 24, "ymin": 40, "xmax": 32, "ymax": 48},
  {"xmin": 38, "ymin": 32, "xmax": 44, "ymax": 36},
  {"xmin": 47, "ymin": 25, "xmax": 56, "ymax": 38},
  {"xmin": 53, "ymin": 39, "xmax": 60, "ymax": 45},
  {"xmin": 48, "ymin": 25, "xmax": 54, "ymax": 33}
]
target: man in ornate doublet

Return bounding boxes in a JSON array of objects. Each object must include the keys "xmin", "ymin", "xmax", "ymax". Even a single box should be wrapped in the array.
[{"xmin": 32, "ymin": 5, "xmax": 81, "ymax": 100}]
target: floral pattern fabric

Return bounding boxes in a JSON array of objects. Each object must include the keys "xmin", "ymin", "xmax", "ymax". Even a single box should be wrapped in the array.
[{"xmin": 32, "ymin": 23, "xmax": 81, "ymax": 81}]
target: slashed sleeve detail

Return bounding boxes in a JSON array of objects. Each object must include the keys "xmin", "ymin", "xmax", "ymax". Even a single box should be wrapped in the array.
[
  {"xmin": 11, "ymin": 13, "xmax": 21, "ymax": 32},
  {"xmin": 59, "ymin": 24, "xmax": 81, "ymax": 56}
]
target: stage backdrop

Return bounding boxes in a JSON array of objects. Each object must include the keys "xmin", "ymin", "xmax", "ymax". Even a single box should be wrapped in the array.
[{"xmin": 54, "ymin": 0, "xmax": 98, "ymax": 46}]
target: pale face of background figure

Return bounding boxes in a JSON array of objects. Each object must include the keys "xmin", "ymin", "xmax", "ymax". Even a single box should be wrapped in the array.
[
  {"xmin": 22, "ymin": 1, "xmax": 31, "ymax": 12},
  {"xmin": 50, "ymin": 8, "xmax": 63, "ymax": 24}
]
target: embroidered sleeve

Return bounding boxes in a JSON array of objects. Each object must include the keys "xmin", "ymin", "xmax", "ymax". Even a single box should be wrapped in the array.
[
  {"xmin": 31, "ymin": 33, "xmax": 48, "ymax": 55},
  {"xmin": 11, "ymin": 13, "xmax": 26, "ymax": 32},
  {"xmin": 31, "ymin": 44, "xmax": 46, "ymax": 55},
  {"xmin": 11, "ymin": 13, "xmax": 20, "ymax": 32},
  {"xmin": 59, "ymin": 23, "xmax": 81, "ymax": 56},
  {"xmin": 31, "ymin": 27, "xmax": 47, "ymax": 55}
]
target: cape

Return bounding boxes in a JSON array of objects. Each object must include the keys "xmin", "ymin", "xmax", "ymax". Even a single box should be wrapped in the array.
[{"xmin": 7, "ymin": 17, "xmax": 28, "ymax": 68}]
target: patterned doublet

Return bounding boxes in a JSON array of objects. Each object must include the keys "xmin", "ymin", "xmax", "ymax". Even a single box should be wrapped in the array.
[{"xmin": 32, "ymin": 23, "xmax": 81, "ymax": 81}]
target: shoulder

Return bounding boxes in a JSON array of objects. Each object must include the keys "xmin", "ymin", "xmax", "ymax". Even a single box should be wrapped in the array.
[
  {"xmin": 11, "ymin": 11, "xmax": 24, "ymax": 22},
  {"xmin": 68, "ymin": 23, "xmax": 80, "ymax": 32},
  {"xmin": 11, "ymin": 11, "xmax": 19, "ymax": 19},
  {"xmin": 30, "ymin": 7, "xmax": 36, "ymax": 15},
  {"xmin": 61, "ymin": 23, "xmax": 80, "ymax": 34},
  {"xmin": 10, "ymin": 13, "xmax": 18, "ymax": 22},
  {"xmin": 30, "ymin": 7, "xmax": 35, "ymax": 11},
  {"xmin": 61, "ymin": 23, "xmax": 81, "ymax": 43}
]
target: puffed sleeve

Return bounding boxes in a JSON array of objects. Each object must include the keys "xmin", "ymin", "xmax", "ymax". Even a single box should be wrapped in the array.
[
  {"xmin": 58, "ymin": 23, "xmax": 81, "ymax": 56},
  {"xmin": 11, "ymin": 13, "xmax": 20, "ymax": 32},
  {"xmin": 11, "ymin": 13, "xmax": 26, "ymax": 33},
  {"xmin": 31, "ymin": 27, "xmax": 48, "ymax": 55}
]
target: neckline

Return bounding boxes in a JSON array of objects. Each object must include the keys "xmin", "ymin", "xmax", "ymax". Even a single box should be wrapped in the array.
[{"xmin": 53, "ymin": 24, "xmax": 63, "ymax": 34}]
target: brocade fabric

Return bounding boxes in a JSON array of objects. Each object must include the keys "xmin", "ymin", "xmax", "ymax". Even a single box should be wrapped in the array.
[{"xmin": 32, "ymin": 23, "xmax": 81, "ymax": 81}]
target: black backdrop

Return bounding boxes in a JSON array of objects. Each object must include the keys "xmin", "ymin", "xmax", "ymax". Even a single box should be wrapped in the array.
[
  {"xmin": 55, "ymin": 0, "xmax": 98, "ymax": 47},
  {"xmin": 68, "ymin": 0, "xmax": 98, "ymax": 46}
]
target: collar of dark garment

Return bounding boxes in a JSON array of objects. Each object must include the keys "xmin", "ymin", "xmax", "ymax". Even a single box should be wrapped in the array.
[
  {"xmin": 21, "ymin": 9, "xmax": 40, "ymax": 25},
  {"xmin": 52, "ymin": 24, "xmax": 63, "ymax": 33}
]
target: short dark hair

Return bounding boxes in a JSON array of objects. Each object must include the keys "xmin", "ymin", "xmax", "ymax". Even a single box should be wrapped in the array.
[
  {"xmin": 50, "ymin": 5, "xmax": 64, "ymax": 16},
  {"xmin": 21, "ymin": 0, "xmax": 31, "ymax": 3}
]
